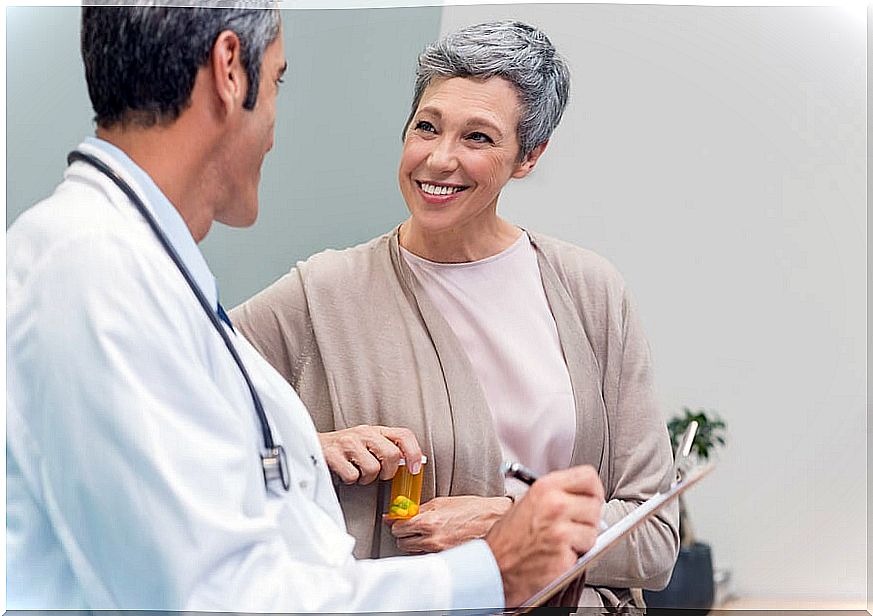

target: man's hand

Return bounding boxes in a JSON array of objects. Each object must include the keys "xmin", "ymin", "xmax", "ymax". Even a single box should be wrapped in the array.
[
  {"xmin": 387, "ymin": 495, "xmax": 512, "ymax": 553},
  {"xmin": 317, "ymin": 425, "xmax": 422, "ymax": 485},
  {"xmin": 485, "ymin": 465, "xmax": 604, "ymax": 607}
]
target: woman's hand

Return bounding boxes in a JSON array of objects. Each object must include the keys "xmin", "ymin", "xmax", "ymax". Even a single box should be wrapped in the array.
[
  {"xmin": 318, "ymin": 425, "xmax": 422, "ymax": 485},
  {"xmin": 387, "ymin": 495, "xmax": 513, "ymax": 553}
]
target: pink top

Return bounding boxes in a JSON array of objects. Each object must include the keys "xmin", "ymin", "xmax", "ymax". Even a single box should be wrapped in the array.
[{"xmin": 401, "ymin": 233, "xmax": 576, "ymax": 497}]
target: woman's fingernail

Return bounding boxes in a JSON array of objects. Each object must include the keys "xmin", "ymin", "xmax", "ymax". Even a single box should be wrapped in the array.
[{"xmin": 411, "ymin": 461, "xmax": 422, "ymax": 475}]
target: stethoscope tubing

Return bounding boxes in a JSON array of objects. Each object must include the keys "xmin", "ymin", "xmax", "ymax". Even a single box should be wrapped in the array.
[{"xmin": 67, "ymin": 150, "xmax": 288, "ymax": 491}]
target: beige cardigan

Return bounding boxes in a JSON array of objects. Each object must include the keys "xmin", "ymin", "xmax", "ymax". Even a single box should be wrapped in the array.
[{"xmin": 231, "ymin": 229, "xmax": 679, "ymax": 606}]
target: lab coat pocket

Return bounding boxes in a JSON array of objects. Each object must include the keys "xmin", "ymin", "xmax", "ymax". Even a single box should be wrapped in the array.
[{"xmin": 274, "ymin": 487, "xmax": 356, "ymax": 568}]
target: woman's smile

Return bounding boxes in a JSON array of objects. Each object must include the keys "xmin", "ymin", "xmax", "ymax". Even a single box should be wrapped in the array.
[{"xmin": 415, "ymin": 180, "xmax": 470, "ymax": 204}]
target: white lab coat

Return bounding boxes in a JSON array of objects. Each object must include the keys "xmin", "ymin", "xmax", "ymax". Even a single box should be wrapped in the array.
[{"xmin": 6, "ymin": 140, "xmax": 503, "ymax": 611}]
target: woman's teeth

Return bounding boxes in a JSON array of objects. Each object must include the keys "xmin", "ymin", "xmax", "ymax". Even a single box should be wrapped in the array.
[{"xmin": 420, "ymin": 182, "xmax": 465, "ymax": 196}]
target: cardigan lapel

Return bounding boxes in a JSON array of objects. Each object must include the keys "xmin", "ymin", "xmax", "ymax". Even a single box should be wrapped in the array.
[{"xmin": 527, "ymin": 231, "xmax": 611, "ymax": 492}]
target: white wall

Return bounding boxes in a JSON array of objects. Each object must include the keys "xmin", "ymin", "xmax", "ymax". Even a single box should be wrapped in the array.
[{"xmin": 440, "ymin": 4, "xmax": 866, "ymax": 602}]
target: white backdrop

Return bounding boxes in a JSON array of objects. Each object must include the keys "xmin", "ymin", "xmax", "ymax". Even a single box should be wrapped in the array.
[{"xmin": 440, "ymin": 4, "xmax": 867, "ymax": 601}]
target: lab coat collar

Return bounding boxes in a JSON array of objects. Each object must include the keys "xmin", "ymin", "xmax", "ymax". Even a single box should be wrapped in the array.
[{"xmin": 78, "ymin": 137, "xmax": 219, "ymax": 312}]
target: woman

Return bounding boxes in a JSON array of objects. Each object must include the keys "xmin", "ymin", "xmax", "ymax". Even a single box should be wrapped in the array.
[{"xmin": 231, "ymin": 20, "xmax": 678, "ymax": 607}]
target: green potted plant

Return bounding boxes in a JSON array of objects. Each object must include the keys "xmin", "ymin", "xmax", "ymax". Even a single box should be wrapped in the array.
[{"xmin": 644, "ymin": 407, "xmax": 727, "ymax": 614}]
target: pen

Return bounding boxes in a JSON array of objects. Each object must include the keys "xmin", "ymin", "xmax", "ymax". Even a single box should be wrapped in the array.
[{"xmin": 502, "ymin": 461, "xmax": 609, "ymax": 532}]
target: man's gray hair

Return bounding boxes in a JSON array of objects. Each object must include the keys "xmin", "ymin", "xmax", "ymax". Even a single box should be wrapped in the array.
[
  {"xmin": 404, "ymin": 20, "xmax": 570, "ymax": 160},
  {"xmin": 82, "ymin": 3, "xmax": 280, "ymax": 128}
]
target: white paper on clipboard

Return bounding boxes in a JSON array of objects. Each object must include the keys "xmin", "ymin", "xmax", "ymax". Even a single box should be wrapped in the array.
[{"xmin": 512, "ymin": 462, "xmax": 716, "ymax": 613}]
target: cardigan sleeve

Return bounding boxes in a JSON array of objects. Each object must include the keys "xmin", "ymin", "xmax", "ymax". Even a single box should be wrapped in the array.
[
  {"xmin": 229, "ymin": 269, "xmax": 313, "ymax": 391},
  {"xmin": 230, "ymin": 269, "xmax": 338, "ymax": 435},
  {"xmin": 584, "ymin": 288, "xmax": 680, "ymax": 591}
]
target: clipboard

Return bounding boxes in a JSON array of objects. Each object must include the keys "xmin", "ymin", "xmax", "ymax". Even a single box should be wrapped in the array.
[{"xmin": 511, "ymin": 461, "xmax": 716, "ymax": 613}]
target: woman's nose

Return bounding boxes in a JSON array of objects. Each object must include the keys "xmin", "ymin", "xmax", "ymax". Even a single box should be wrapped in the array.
[{"xmin": 426, "ymin": 137, "xmax": 459, "ymax": 173}]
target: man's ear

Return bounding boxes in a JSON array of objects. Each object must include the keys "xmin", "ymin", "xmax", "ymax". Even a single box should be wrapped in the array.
[
  {"xmin": 210, "ymin": 30, "xmax": 247, "ymax": 115},
  {"xmin": 512, "ymin": 140, "xmax": 549, "ymax": 179}
]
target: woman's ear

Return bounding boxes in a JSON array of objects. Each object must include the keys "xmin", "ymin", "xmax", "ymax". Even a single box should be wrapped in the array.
[
  {"xmin": 210, "ymin": 30, "xmax": 247, "ymax": 116},
  {"xmin": 512, "ymin": 140, "xmax": 549, "ymax": 179}
]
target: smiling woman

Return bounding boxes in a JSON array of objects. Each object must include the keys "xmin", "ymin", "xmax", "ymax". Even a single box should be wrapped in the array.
[{"xmin": 231, "ymin": 20, "xmax": 679, "ymax": 608}]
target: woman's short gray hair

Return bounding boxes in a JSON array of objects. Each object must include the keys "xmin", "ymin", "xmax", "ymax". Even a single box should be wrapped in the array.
[{"xmin": 404, "ymin": 20, "xmax": 570, "ymax": 160}]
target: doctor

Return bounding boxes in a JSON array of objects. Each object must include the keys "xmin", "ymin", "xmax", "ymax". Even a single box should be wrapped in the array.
[{"xmin": 6, "ymin": 4, "xmax": 605, "ymax": 612}]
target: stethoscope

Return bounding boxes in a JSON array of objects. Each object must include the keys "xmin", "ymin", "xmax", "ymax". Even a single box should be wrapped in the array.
[{"xmin": 68, "ymin": 150, "xmax": 290, "ymax": 493}]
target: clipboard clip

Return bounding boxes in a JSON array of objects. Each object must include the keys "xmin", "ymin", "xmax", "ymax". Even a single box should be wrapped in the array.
[{"xmin": 657, "ymin": 420, "xmax": 698, "ymax": 493}]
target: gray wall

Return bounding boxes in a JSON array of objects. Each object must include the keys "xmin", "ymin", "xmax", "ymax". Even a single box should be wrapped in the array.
[
  {"xmin": 7, "ymin": 7, "xmax": 94, "ymax": 223},
  {"xmin": 440, "ymin": 4, "xmax": 867, "ymax": 603},
  {"xmin": 6, "ymin": 6, "xmax": 442, "ymax": 306}
]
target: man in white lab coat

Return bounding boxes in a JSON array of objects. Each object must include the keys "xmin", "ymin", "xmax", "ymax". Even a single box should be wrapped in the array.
[{"xmin": 7, "ymin": 4, "xmax": 604, "ymax": 611}]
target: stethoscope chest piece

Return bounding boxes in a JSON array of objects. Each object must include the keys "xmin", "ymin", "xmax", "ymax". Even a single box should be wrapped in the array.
[{"xmin": 262, "ymin": 445, "xmax": 291, "ymax": 492}]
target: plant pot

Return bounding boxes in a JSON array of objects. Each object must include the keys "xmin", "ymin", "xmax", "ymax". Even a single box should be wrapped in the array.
[{"xmin": 643, "ymin": 542, "xmax": 715, "ymax": 615}]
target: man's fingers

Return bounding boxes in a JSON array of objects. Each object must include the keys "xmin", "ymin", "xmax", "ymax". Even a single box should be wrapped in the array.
[
  {"xmin": 566, "ymin": 520, "xmax": 599, "ymax": 555},
  {"xmin": 485, "ymin": 468, "xmax": 605, "ymax": 607},
  {"xmin": 563, "ymin": 493, "xmax": 604, "ymax": 528},
  {"xmin": 526, "ymin": 480, "xmax": 603, "ymax": 535},
  {"xmin": 540, "ymin": 465, "xmax": 604, "ymax": 500},
  {"xmin": 378, "ymin": 427, "xmax": 423, "ymax": 474}
]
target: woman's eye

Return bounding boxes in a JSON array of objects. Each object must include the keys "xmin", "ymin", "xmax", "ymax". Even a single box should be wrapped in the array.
[
  {"xmin": 415, "ymin": 120, "xmax": 436, "ymax": 133},
  {"xmin": 467, "ymin": 132, "xmax": 493, "ymax": 144}
]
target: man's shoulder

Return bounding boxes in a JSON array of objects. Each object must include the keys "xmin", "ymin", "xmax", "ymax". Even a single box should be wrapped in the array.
[
  {"xmin": 9, "ymin": 176, "xmax": 144, "ymax": 263},
  {"xmin": 8, "ymin": 178, "xmax": 177, "ymax": 305}
]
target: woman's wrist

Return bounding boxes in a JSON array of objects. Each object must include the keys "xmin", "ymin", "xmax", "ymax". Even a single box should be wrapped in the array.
[{"xmin": 496, "ymin": 495, "xmax": 514, "ymax": 514}]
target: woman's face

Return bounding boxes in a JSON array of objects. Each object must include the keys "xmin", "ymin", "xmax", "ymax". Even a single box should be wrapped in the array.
[{"xmin": 398, "ymin": 76, "xmax": 543, "ymax": 237}]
